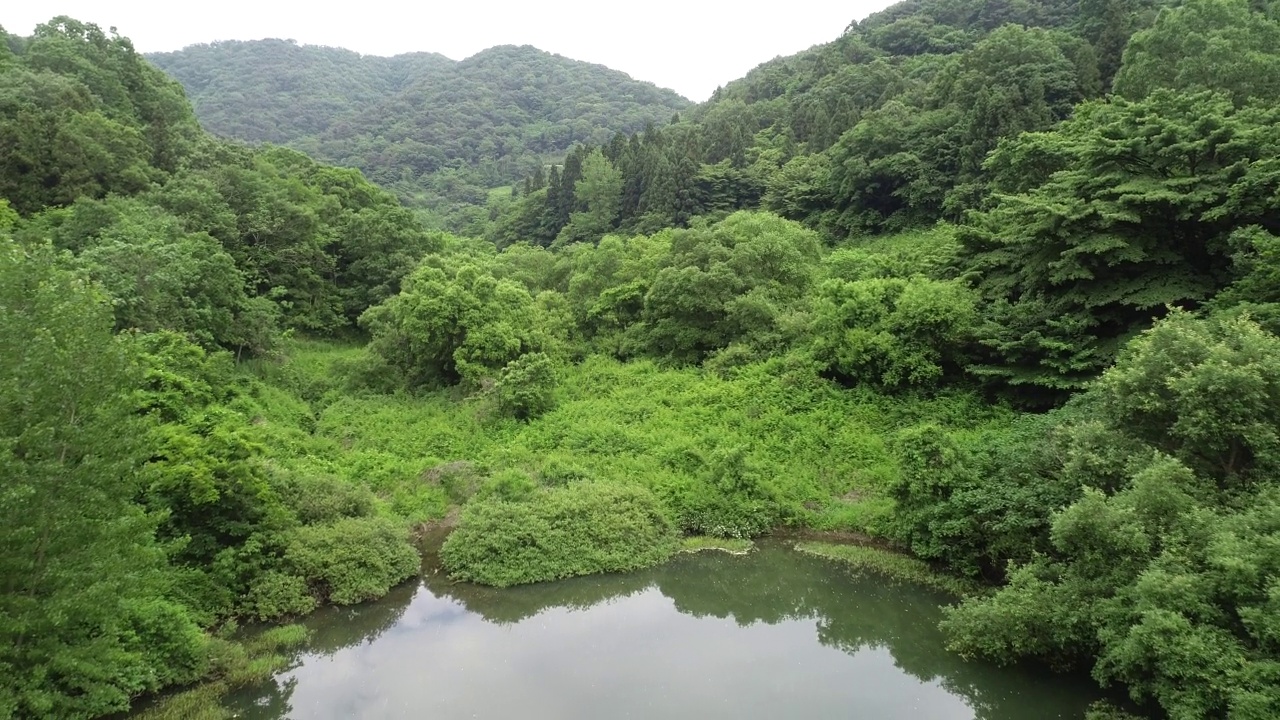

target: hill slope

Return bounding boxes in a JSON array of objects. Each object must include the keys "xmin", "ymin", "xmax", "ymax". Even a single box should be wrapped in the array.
[
  {"xmin": 146, "ymin": 39, "xmax": 454, "ymax": 145},
  {"xmin": 148, "ymin": 40, "xmax": 691, "ymax": 225}
]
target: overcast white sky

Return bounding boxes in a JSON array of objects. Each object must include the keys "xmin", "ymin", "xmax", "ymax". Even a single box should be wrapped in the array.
[{"xmin": 3, "ymin": 1, "xmax": 897, "ymax": 101}]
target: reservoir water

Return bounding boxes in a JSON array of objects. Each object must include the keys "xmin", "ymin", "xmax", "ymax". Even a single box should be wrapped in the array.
[{"xmin": 226, "ymin": 541, "xmax": 1097, "ymax": 719}]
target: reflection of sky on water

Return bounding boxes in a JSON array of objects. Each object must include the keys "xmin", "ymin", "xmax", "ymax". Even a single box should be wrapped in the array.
[
  {"xmin": 278, "ymin": 588, "xmax": 971, "ymax": 720},
  {"xmin": 232, "ymin": 545, "xmax": 1098, "ymax": 720}
]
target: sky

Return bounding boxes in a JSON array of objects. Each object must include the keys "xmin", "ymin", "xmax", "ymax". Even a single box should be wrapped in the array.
[{"xmin": 4, "ymin": 1, "xmax": 898, "ymax": 101}]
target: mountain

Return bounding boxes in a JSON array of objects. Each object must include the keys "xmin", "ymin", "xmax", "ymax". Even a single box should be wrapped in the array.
[
  {"xmin": 147, "ymin": 40, "xmax": 692, "ymax": 226},
  {"xmin": 145, "ymin": 39, "xmax": 454, "ymax": 145},
  {"xmin": 486, "ymin": 0, "xmax": 1121, "ymax": 245}
]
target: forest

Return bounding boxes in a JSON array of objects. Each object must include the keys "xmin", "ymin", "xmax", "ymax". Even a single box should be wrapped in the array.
[
  {"xmin": 2, "ymin": 0, "xmax": 1280, "ymax": 717},
  {"xmin": 146, "ymin": 40, "xmax": 691, "ymax": 231}
]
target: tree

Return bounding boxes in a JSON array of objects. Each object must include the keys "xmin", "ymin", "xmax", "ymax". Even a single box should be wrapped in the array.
[
  {"xmin": 554, "ymin": 149, "xmax": 622, "ymax": 245},
  {"xmin": 941, "ymin": 312, "xmax": 1280, "ymax": 720},
  {"xmin": 936, "ymin": 25, "xmax": 1085, "ymax": 177},
  {"xmin": 1211, "ymin": 226, "xmax": 1280, "ymax": 332},
  {"xmin": 825, "ymin": 101, "xmax": 961, "ymax": 234},
  {"xmin": 494, "ymin": 352, "xmax": 558, "ymax": 420},
  {"xmin": 961, "ymin": 90, "xmax": 1280, "ymax": 393},
  {"xmin": 1093, "ymin": 309, "xmax": 1280, "ymax": 484},
  {"xmin": 810, "ymin": 276, "xmax": 977, "ymax": 388},
  {"xmin": 331, "ymin": 202, "xmax": 439, "ymax": 321},
  {"xmin": 1113, "ymin": 0, "xmax": 1280, "ymax": 105},
  {"xmin": 0, "ymin": 241, "xmax": 205, "ymax": 718},
  {"xmin": 640, "ymin": 212, "xmax": 820, "ymax": 362},
  {"xmin": 360, "ymin": 260, "xmax": 548, "ymax": 388},
  {"xmin": 74, "ymin": 201, "xmax": 248, "ymax": 348},
  {"xmin": 1076, "ymin": 0, "xmax": 1150, "ymax": 87}
]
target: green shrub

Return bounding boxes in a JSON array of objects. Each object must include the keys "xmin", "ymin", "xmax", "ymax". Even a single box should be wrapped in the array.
[
  {"xmin": 495, "ymin": 352, "xmax": 557, "ymax": 419},
  {"xmin": 121, "ymin": 598, "xmax": 211, "ymax": 689},
  {"xmin": 245, "ymin": 571, "xmax": 317, "ymax": 620},
  {"xmin": 661, "ymin": 447, "xmax": 783, "ymax": 539},
  {"xmin": 440, "ymin": 482, "xmax": 679, "ymax": 586},
  {"xmin": 809, "ymin": 276, "xmax": 977, "ymax": 388},
  {"xmin": 474, "ymin": 468, "xmax": 538, "ymax": 502},
  {"xmin": 275, "ymin": 471, "xmax": 376, "ymax": 524},
  {"xmin": 285, "ymin": 517, "xmax": 420, "ymax": 605},
  {"xmin": 422, "ymin": 460, "xmax": 485, "ymax": 503},
  {"xmin": 331, "ymin": 347, "xmax": 402, "ymax": 394},
  {"xmin": 537, "ymin": 456, "xmax": 591, "ymax": 486}
]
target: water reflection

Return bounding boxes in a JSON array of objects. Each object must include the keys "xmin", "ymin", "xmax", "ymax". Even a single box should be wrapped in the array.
[{"xmin": 228, "ymin": 542, "xmax": 1096, "ymax": 719}]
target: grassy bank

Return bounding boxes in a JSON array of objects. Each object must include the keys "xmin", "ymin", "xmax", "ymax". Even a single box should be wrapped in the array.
[
  {"xmin": 258, "ymin": 339, "xmax": 1013, "ymax": 539},
  {"xmin": 127, "ymin": 626, "xmax": 309, "ymax": 720},
  {"xmin": 680, "ymin": 537, "xmax": 755, "ymax": 554},
  {"xmin": 243, "ymin": 339, "xmax": 1017, "ymax": 588},
  {"xmin": 794, "ymin": 542, "xmax": 981, "ymax": 597}
]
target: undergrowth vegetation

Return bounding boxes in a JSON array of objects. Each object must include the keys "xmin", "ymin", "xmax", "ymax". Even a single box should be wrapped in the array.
[
  {"xmin": 252, "ymin": 335, "xmax": 1009, "ymax": 559},
  {"xmin": 440, "ymin": 483, "xmax": 679, "ymax": 586}
]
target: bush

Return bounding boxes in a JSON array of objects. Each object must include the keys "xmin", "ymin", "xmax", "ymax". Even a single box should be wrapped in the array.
[
  {"xmin": 120, "ymin": 598, "xmax": 210, "ymax": 689},
  {"xmin": 809, "ymin": 276, "xmax": 977, "ymax": 388},
  {"xmin": 474, "ymin": 468, "xmax": 538, "ymax": 502},
  {"xmin": 245, "ymin": 571, "xmax": 317, "ymax": 620},
  {"xmin": 662, "ymin": 447, "xmax": 782, "ymax": 539},
  {"xmin": 495, "ymin": 352, "xmax": 557, "ymax": 419},
  {"xmin": 440, "ymin": 482, "xmax": 679, "ymax": 586},
  {"xmin": 275, "ymin": 471, "xmax": 376, "ymax": 525},
  {"xmin": 284, "ymin": 517, "xmax": 420, "ymax": 605},
  {"xmin": 422, "ymin": 460, "xmax": 484, "ymax": 504}
]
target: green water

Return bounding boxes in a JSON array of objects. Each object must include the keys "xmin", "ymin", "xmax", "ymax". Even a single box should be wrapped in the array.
[{"xmin": 227, "ymin": 542, "xmax": 1098, "ymax": 719}]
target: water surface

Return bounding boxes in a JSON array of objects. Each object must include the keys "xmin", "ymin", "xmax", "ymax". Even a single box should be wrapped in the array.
[{"xmin": 228, "ymin": 542, "xmax": 1096, "ymax": 719}]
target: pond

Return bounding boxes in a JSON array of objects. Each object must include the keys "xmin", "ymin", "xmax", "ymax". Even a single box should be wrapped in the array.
[{"xmin": 226, "ymin": 541, "xmax": 1098, "ymax": 719}]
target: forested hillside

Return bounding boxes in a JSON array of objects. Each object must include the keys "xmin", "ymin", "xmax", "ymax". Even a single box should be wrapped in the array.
[
  {"xmin": 147, "ymin": 40, "xmax": 454, "ymax": 146},
  {"xmin": 148, "ymin": 40, "xmax": 691, "ymax": 229},
  {"xmin": 490, "ymin": 0, "xmax": 1280, "ymax": 397},
  {"xmin": 4, "ymin": 1, "xmax": 1280, "ymax": 719}
]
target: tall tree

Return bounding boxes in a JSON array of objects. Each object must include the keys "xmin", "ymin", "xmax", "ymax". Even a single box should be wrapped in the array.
[
  {"xmin": 555, "ymin": 149, "xmax": 622, "ymax": 245},
  {"xmin": 1113, "ymin": 0, "xmax": 1280, "ymax": 104},
  {"xmin": 962, "ymin": 90, "xmax": 1280, "ymax": 395},
  {"xmin": 0, "ymin": 241, "xmax": 205, "ymax": 718}
]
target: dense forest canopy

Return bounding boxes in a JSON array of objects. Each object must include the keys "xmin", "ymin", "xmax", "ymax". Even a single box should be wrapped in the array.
[
  {"xmin": 3, "ymin": 1, "xmax": 1280, "ymax": 718},
  {"xmin": 147, "ymin": 40, "xmax": 691, "ymax": 230}
]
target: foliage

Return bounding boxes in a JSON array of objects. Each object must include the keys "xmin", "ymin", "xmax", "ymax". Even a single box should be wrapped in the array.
[
  {"xmin": 75, "ymin": 201, "xmax": 249, "ymax": 347},
  {"xmin": 887, "ymin": 414, "xmax": 1085, "ymax": 578},
  {"xmin": 283, "ymin": 516, "xmax": 420, "ymax": 606},
  {"xmin": 5, "ymin": 4, "xmax": 1280, "ymax": 716},
  {"xmin": 1211, "ymin": 226, "xmax": 1280, "ymax": 333},
  {"xmin": 244, "ymin": 572, "xmax": 317, "ymax": 621},
  {"xmin": 0, "ymin": 243, "xmax": 207, "ymax": 719},
  {"xmin": 811, "ymin": 275, "xmax": 977, "ymax": 388},
  {"xmin": 494, "ymin": 352, "xmax": 558, "ymax": 420},
  {"xmin": 638, "ymin": 211, "xmax": 821, "ymax": 362},
  {"xmin": 794, "ymin": 542, "xmax": 980, "ymax": 597},
  {"xmin": 1093, "ymin": 309, "xmax": 1280, "ymax": 483},
  {"xmin": 940, "ymin": 313, "xmax": 1280, "ymax": 720},
  {"xmin": 681, "ymin": 447, "xmax": 786, "ymax": 538},
  {"xmin": 0, "ymin": 18, "xmax": 197, "ymax": 214},
  {"xmin": 1113, "ymin": 0, "xmax": 1280, "ymax": 105},
  {"xmin": 961, "ymin": 89, "xmax": 1280, "ymax": 395},
  {"xmin": 491, "ymin": 1, "xmax": 1121, "ymax": 241},
  {"xmin": 128, "ymin": 625, "xmax": 308, "ymax": 720},
  {"xmin": 360, "ymin": 259, "xmax": 550, "ymax": 388},
  {"xmin": 149, "ymin": 41, "xmax": 690, "ymax": 231},
  {"xmin": 440, "ymin": 483, "xmax": 679, "ymax": 586}
]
